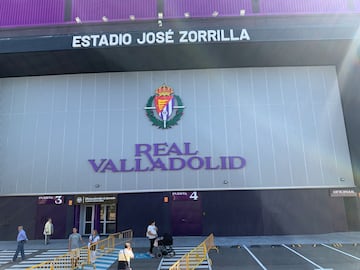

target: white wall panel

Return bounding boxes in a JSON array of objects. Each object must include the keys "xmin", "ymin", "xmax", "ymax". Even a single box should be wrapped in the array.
[{"xmin": 0, "ymin": 66, "xmax": 354, "ymax": 195}]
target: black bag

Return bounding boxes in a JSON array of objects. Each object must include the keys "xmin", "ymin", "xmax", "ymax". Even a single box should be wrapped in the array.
[{"xmin": 118, "ymin": 260, "xmax": 131, "ymax": 270}]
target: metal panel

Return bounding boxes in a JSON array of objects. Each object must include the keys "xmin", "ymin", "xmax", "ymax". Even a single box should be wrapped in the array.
[
  {"xmin": 0, "ymin": 0, "xmax": 65, "ymax": 27},
  {"xmin": 354, "ymin": 0, "xmax": 360, "ymax": 11},
  {"xmin": 164, "ymin": 0, "xmax": 252, "ymax": 18},
  {"xmin": 0, "ymin": 67, "xmax": 354, "ymax": 195},
  {"xmin": 259, "ymin": 0, "xmax": 348, "ymax": 14},
  {"xmin": 71, "ymin": 0, "xmax": 157, "ymax": 22}
]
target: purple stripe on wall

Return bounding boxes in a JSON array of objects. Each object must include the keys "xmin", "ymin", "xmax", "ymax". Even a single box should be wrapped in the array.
[
  {"xmin": 0, "ymin": 0, "xmax": 357, "ymax": 28},
  {"xmin": 74, "ymin": 204, "xmax": 80, "ymax": 230},
  {"xmin": 0, "ymin": 0, "xmax": 65, "ymax": 27},
  {"xmin": 354, "ymin": 0, "xmax": 360, "ymax": 11},
  {"xmin": 71, "ymin": 0, "xmax": 157, "ymax": 22},
  {"xmin": 94, "ymin": 204, "xmax": 101, "ymax": 233},
  {"xmin": 260, "ymin": 0, "xmax": 348, "ymax": 14},
  {"xmin": 164, "ymin": 0, "xmax": 253, "ymax": 18}
]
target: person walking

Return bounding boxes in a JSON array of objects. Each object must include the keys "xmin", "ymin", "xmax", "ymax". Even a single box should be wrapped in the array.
[
  {"xmin": 88, "ymin": 229, "xmax": 100, "ymax": 264},
  {"xmin": 12, "ymin": 225, "xmax": 28, "ymax": 262},
  {"xmin": 146, "ymin": 220, "xmax": 158, "ymax": 257},
  {"xmin": 118, "ymin": 242, "xmax": 134, "ymax": 270},
  {"xmin": 69, "ymin": 227, "xmax": 84, "ymax": 268},
  {"xmin": 43, "ymin": 218, "xmax": 54, "ymax": 245}
]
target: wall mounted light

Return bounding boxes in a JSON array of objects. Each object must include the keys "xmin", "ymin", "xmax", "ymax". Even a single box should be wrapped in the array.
[
  {"xmin": 240, "ymin": 9, "xmax": 246, "ymax": 16},
  {"xmin": 75, "ymin": 16, "xmax": 82, "ymax": 23},
  {"xmin": 129, "ymin": 15, "xmax": 136, "ymax": 20},
  {"xmin": 212, "ymin": 11, "xmax": 219, "ymax": 17},
  {"xmin": 102, "ymin": 16, "xmax": 108, "ymax": 22},
  {"xmin": 184, "ymin": 12, "xmax": 190, "ymax": 18},
  {"xmin": 158, "ymin": 12, "xmax": 163, "ymax": 19}
]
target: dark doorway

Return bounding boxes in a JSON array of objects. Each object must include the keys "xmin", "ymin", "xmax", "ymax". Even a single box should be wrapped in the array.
[
  {"xmin": 171, "ymin": 192, "xmax": 203, "ymax": 236},
  {"xmin": 35, "ymin": 203, "xmax": 68, "ymax": 239},
  {"xmin": 344, "ymin": 197, "xmax": 360, "ymax": 231}
]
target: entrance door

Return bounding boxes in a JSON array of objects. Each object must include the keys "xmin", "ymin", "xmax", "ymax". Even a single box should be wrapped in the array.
[
  {"xmin": 83, "ymin": 205, "xmax": 95, "ymax": 235},
  {"xmin": 344, "ymin": 197, "xmax": 360, "ymax": 231},
  {"xmin": 35, "ymin": 202, "xmax": 67, "ymax": 239},
  {"xmin": 100, "ymin": 204, "xmax": 117, "ymax": 234},
  {"xmin": 171, "ymin": 191, "xmax": 203, "ymax": 236}
]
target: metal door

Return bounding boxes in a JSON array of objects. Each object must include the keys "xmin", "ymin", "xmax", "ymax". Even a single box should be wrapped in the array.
[
  {"xmin": 100, "ymin": 204, "xmax": 116, "ymax": 234},
  {"xmin": 171, "ymin": 191, "xmax": 203, "ymax": 236},
  {"xmin": 82, "ymin": 205, "xmax": 95, "ymax": 235}
]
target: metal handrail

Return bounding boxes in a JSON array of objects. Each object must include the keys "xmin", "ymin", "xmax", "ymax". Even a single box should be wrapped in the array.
[
  {"xmin": 169, "ymin": 233, "xmax": 215, "ymax": 270},
  {"xmin": 27, "ymin": 229, "xmax": 133, "ymax": 270}
]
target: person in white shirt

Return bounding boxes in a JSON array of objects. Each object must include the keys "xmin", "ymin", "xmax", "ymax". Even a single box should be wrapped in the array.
[
  {"xmin": 88, "ymin": 229, "xmax": 100, "ymax": 263},
  {"xmin": 118, "ymin": 242, "xmax": 134, "ymax": 270},
  {"xmin": 43, "ymin": 218, "xmax": 54, "ymax": 245},
  {"xmin": 146, "ymin": 220, "xmax": 158, "ymax": 257}
]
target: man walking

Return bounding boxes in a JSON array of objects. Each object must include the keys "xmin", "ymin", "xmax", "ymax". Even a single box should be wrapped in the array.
[
  {"xmin": 69, "ymin": 227, "xmax": 84, "ymax": 268},
  {"xmin": 13, "ymin": 225, "xmax": 28, "ymax": 262}
]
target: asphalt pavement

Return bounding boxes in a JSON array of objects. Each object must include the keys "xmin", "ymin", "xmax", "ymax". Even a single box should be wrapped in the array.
[{"xmin": 1, "ymin": 232, "xmax": 360, "ymax": 269}]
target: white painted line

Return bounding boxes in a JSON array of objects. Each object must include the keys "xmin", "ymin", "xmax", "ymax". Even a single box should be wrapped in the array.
[
  {"xmin": 156, "ymin": 257, "xmax": 164, "ymax": 270},
  {"xmin": 321, "ymin": 244, "xmax": 360, "ymax": 261},
  {"xmin": 206, "ymin": 253, "xmax": 212, "ymax": 270},
  {"xmin": 281, "ymin": 244, "xmax": 328, "ymax": 270},
  {"xmin": 242, "ymin": 245, "xmax": 267, "ymax": 270}
]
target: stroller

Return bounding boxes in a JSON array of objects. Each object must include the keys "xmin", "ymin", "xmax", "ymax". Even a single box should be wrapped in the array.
[{"xmin": 154, "ymin": 233, "xmax": 175, "ymax": 258}]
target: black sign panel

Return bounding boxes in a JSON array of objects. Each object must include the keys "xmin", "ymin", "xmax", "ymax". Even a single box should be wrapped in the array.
[
  {"xmin": 74, "ymin": 194, "xmax": 117, "ymax": 204},
  {"xmin": 0, "ymin": 15, "xmax": 358, "ymax": 54},
  {"xmin": 38, "ymin": 195, "xmax": 64, "ymax": 205}
]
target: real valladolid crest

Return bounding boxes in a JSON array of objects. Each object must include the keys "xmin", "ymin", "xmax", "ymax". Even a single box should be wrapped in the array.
[{"xmin": 89, "ymin": 85, "xmax": 246, "ymax": 173}]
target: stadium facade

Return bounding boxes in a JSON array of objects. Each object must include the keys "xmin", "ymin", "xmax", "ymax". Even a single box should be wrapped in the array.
[{"xmin": 0, "ymin": 0, "xmax": 359, "ymax": 240}]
